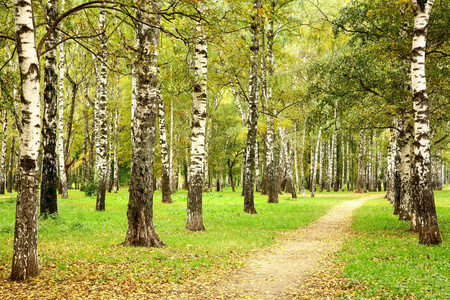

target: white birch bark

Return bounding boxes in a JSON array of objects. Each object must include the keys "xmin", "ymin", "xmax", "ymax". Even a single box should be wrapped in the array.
[
  {"xmin": 255, "ymin": 139, "xmax": 261, "ymax": 192},
  {"xmin": 311, "ymin": 127, "xmax": 322, "ymax": 197},
  {"xmin": 58, "ymin": 0, "xmax": 68, "ymax": 199},
  {"xmin": 346, "ymin": 135, "xmax": 350, "ymax": 191},
  {"xmin": 169, "ymin": 97, "xmax": 174, "ymax": 191},
  {"xmin": 264, "ymin": 5, "xmax": 278, "ymax": 203},
  {"xmin": 367, "ymin": 135, "xmax": 373, "ymax": 191},
  {"xmin": 300, "ymin": 120, "xmax": 306, "ymax": 198},
  {"xmin": 318, "ymin": 140, "xmax": 324, "ymax": 192},
  {"xmin": 341, "ymin": 135, "xmax": 345, "ymax": 191},
  {"xmin": 187, "ymin": 3, "xmax": 208, "ymax": 230},
  {"xmin": 158, "ymin": 94, "xmax": 172, "ymax": 203},
  {"xmin": 410, "ymin": 0, "xmax": 441, "ymax": 244},
  {"xmin": 113, "ymin": 91, "xmax": 119, "ymax": 193},
  {"xmin": 11, "ymin": 0, "xmax": 41, "ymax": 280},
  {"xmin": 326, "ymin": 138, "xmax": 332, "ymax": 192},
  {"xmin": 398, "ymin": 120, "xmax": 412, "ymax": 221},
  {"xmin": 355, "ymin": 129, "xmax": 366, "ymax": 193},
  {"xmin": 0, "ymin": 111, "xmax": 6, "ymax": 194},
  {"xmin": 293, "ymin": 130, "xmax": 300, "ymax": 196},
  {"xmin": 331, "ymin": 133, "xmax": 337, "ymax": 191},
  {"xmin": 96, "ymin": 4, "xmax": 108, "ymax": 210}
]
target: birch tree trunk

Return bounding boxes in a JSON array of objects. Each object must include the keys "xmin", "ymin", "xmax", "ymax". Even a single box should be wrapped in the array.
[
  {"xmin": 263, "ymin": 4, "xmax": 277, "ymax": 203},
  {"xmin": 326, "ymin": 137, "xmax": 332, "ymax": 192},
  {"xmin": 169, "ymin": 98, "xmax": 174, "ymax": 191},
  {"xmin": 187, "ymin": 3, "xmax": 208, "ymax": 230},
  {"xmin": 318, "ymin": 140, "xmax": 324, "ymax": 192},
  {"xmin": 410, "ymin": 0, "xmax": 441, "ymax": 245},
  {"xmin": 287, "ymin": 145, "xmax": 297, "ymax": 198},
  {"xmin": 332, "ymin": 133, "xmax": 338, "ymax": 192},
  {"xmin": 158, "ymin": 94, "xmax": 172, "ymax": 203},
  {"xmin": 11, "ymin": 0, "xmax": 41, "ymax": 280},
  {"xmin": 123, "ymin": 0, "xmax": 165, "ymax": 247},
  {"xmin": 300, "ymin": 120, "xmax": 306, "ymax": 198},
  {"xmin": 40, "ymin": 0, "xmax": 58, "ymax": 214},
  {"xmin": 386, "ymin": 125, "xmax": 398, "ymax": 202},
  {"xmin": 293, "ymin": 139, "xmax": 300, "ymax": 196},
  {"xmin": 346, "ymin": 135, "xmax": 351, "ymax": 191},
  {"xmin": 113, "ymin": 104, "xmax": 119, "ymax": 193},
  {"xmin": 254, "ymin": 139, "xmax": 261, "ymax": 193},
  {"xmin": 398, "ymin": 120, "xmax": 412, "ymax": 221},
  {"xmin": 0, "ymin": 111, "xmax": 7, "ymax": 194},
  {"xmin": 243, "ymin": 0, "xmax": 261, "ymax": 214},
  {"xmin": 435, "ymin": 151, "xmax": 443, "ymax": 190},
  {"xmin": 355, "ymin": 129, "xmax": 366, "ymax": 193},
  {"xmin": 57, "ymin": 0, "xmax": 68, "ymax": 199},
  {"xmin": 96, "ymin": 4, "xmax": 108, "ymax": 211},
  {"xmin": 7, "ymin": 135, "xmax": 15, "ymax": 193},
  {"xmin": 311, "ymin": 127, "xmax": 322, "ymax": 197}
]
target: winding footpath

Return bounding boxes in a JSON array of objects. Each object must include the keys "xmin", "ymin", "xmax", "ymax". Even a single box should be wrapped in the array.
[{"xmin": 211, "ymin": 195, "xmax": 379, "ymax": 299}]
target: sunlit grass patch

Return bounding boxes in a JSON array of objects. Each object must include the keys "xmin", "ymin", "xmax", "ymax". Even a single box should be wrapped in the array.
[{"xmin": 338, "ymin": 190, "xmax": 450, "ymax": 299}]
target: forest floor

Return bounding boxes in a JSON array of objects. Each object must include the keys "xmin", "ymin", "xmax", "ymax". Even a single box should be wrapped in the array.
[
  {"xmin": 180, "ymin": 194, "xmax": 380, "ymax": 299},
  {"xmin": 0, "ymin": 193, "xmax": 381, "ymax": 299}
]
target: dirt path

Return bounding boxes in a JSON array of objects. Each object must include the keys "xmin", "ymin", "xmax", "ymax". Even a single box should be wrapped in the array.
[{"xmin": 210, "ymin": 195, "xmax": 379, "ymax": 299}]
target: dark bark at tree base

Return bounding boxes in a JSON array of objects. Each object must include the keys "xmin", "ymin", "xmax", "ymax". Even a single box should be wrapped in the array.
[
  {"xmin": 11, "ymin": 171, "xmax": 40, "ymax": 281},
  {"xmin": 122, "ymin": 206, "xmax": 165, "ymax": 247},
  {"xmin": 187, "ymin": 173, "xmax": 205, "ymax": 231},
  {"xmin": 244, "ymin": 204, "xmax": 258, "ymax": 214},
  {"xmin": 96, "ymin": 183, "xmax": 106, "ymax": 211}
]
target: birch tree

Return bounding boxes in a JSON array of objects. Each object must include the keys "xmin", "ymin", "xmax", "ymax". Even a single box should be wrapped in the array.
[
  {"xmin": 243, "ymin": 0, "xmax": 262, "ymax": 214},
  {"xmin": 0, "ymin": 111, "xmax": 6, "ymax": 194},
  {"xmin": 11, "ymin": 0, "xmax": 41, "ymax": 280},
  {"xmin": 186, "ymin": 2, "xmax": 208, "ymax": 230},
  {"xmin": 410, "ymin": 0, "xmax": 441, "ymax": 245},
  {"xmin": 113, "ymin": 104, "xmax": 119, "ymax": 193},
  {"xmin": 311, "ymin": 127, "xmax": 322, "ymax": 197},
  {"xmin": 398, "ymin": 119, "xmax": 412, "ymax": 221},
  {"xmin": 58, "ymin": 0, "xmax": 68, "ymax": 199},
  {"xmin": 300, "ymin": 119, "xmax": 306, "ymax": 198},
  {"xmin": 40, "ymin": 0, "xmax": 59, "ymax": 215},
  {"xmin": 355, "ymin": 129, "xmax": 365, "ymax": 193},
  {"xmin": 123, "ymin": 0, "xmax": 165, "ymax": 247},
  {"xmin": 158, "ymin": 94, "xmax": 172, "ymax": 203},
  {"xmin": 96, "ymin": 4, "xmax": 108, "ymax": 211}
]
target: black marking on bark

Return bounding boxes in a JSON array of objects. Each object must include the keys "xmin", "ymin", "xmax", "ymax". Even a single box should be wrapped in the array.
[{"xmin": 21, "ymin": 157, "xmax": 36, "ymax": 172}]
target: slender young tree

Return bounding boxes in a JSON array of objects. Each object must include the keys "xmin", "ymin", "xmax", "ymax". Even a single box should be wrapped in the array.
[
  {"xmin": 113, "ymin": 104, "xmax": 119, "ymax": 193},
  {"xmin": 0, "ymin": 111, "xmax": 6, "ymax": 194},
  {"xmin": 11, "ymin": 0, "xmax": 41, "ymax": 280},
  {"xmin": 311, "ymin": 127, "xmax": 322, "ymax": 197},
  {"xmin": 158, "ymin": 94, "xmax": 172, "ymax": 203},
  {"xmin": 58, "ymin": 0, "xmax": 68, "ymax": 199},
  {"xmin": 300, "ymin": 118, "xmax": 306, "ymax": 198},
  {"xmin": 355, "ymin": 129, "xmax": 365, "ymax": 193},
  {"xmin": 397, "ymin": 120, "xmax": 412, "ymax": 220},
  {"xmin": 410, "ymin": 0, "xmax": 441, "ymax": 245},
  {"xmin": 318, "ymin": 140, "xmax": 324, "ymax": 192},
  {"xmin": 123, "ymin": 0, "xmax": 165, "ymax": 247},
  {"xmin": 96, "ymin": 3, "xmax": 108, "ymax": 211},
  {"xmin": 186, "ymin": 2, "xmax": 208, "ymax": 230},
  {"xmin": 40, "ymin": 0, "xmax": 59, "ymax": 215}
]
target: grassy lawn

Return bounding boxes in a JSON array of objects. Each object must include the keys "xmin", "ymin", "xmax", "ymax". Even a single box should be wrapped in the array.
[
  {"xmin": 0, "ymin": 187, "xmax": 361, "ymax": 298},
  {"xmin": 338, "ymin": 189, "xmax": 450, "ymax": 299}
]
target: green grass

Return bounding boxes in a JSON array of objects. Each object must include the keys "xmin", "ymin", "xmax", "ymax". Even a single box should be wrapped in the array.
[
  {"xmin": 0, "ymin": 188, "xmax": 361, "ymax": 286},
  {"xmin": 338, "ymin": 189, "xmax": 450, "ymax": 299}
]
